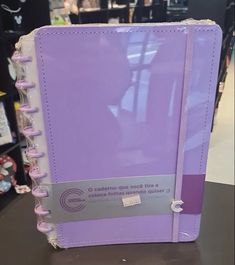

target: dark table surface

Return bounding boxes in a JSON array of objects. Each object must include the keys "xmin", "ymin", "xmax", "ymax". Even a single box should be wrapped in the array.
[{"xmin": 0, "ymin": 182, "xmax": 234, "ymax": 265}]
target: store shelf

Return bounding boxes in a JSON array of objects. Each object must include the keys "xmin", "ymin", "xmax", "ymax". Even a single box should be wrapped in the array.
[
  {"xmin": 226, "ymin": 1, "xmax": 235, "ymax": 10},
  {"xmin": 75, "ymin": 0, "xmax": 167, "ymax": 24},
  {"xmin": 0, "ymin": 142, "xmax": 20, "ymax": 156},
  {"xmin": 0, "ymin": 0, "xmax": 50, "ymax": 206},
  {"xmin": 79, "ymin": 3, "xmax": 127, "ymax": 12},
  {"xmin": 0, "ymin": 92, "xmax": 7, "ymax": 101},
  {"xmin": 0, "ymin": 90, "xmax": 18, "ymax": 102},
  {"xmin": 80, "ymin": 7, "xmax": 101, "ymax": 12},
  {"xmin": 3, "ymin": 31, "xmax": 25, "ymax": 40}
]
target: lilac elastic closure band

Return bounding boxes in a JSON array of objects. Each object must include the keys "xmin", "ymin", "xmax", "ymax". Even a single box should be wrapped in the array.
[{"xmin": 172, "ymin": 27, "xmax": 194, "ymax": 242}]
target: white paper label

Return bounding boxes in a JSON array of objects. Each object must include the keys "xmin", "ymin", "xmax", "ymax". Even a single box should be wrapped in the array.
[{"xmin": 122, "ymin": 194, "xmax": 141, "ymax": 207}]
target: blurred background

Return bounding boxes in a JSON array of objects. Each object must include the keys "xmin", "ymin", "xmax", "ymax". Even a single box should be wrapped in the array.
[{"xmin": 0, "ymin": 0, "xmax": 234, "ymax": 207}]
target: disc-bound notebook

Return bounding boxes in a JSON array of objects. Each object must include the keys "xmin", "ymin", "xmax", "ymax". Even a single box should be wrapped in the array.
[{"xmin": 13, "ymin": 21, "xmax": 222, "ymax": 248}]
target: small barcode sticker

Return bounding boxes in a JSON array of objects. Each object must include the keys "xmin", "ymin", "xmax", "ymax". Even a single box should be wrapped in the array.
[{"xmin": 122, "ymin": 194, "xmax": 141, "ymax": 207}]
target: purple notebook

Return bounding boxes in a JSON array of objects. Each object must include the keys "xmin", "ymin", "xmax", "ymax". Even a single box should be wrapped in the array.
[{"xmin": 13, "ymin": 21, "xmax": 222, "ymax": 248}]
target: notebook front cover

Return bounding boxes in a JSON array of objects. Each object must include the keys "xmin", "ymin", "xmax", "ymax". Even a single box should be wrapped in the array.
[{"xmin": 33, "ymin": 24, "xmax": 221, "ymax": 247}]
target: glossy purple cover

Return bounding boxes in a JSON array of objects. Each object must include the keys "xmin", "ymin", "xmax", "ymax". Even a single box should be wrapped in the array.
[{"xmin": 34, "ymin": 23, "xmax": 222, "ymax": 247}]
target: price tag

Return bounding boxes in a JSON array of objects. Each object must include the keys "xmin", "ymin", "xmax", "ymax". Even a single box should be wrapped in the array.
[{"xmin": 122, "ymin": 194, "xmax": 141, "ymax": 207}]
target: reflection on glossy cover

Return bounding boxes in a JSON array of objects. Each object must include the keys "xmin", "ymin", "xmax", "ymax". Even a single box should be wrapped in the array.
[{"xmin": 13, "ymin": 21, "xmax": 222, "ymax": 248}]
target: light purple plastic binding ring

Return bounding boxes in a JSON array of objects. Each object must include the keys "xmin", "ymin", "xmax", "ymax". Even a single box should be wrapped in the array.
[
  {"xmin": 23, "ymin": 127, "xmax": 41, "ymax": 137},
  {"xmin": 29, "ymin": 169, "xmax": 47, "ymax": 180},
  {"xmin": 11, "ymin": 52, "xmax": 32, "ymax": 63},
  {"xmin": 34, "ymin": 204, "xmax": 50, "ymax": 216},
  {"xmin": 15, "ymin": 80, "xmax": 35, "ymax": 89},
  {"xmin": 37, "ymin": 222, "xmax": 53, "ymax": 234},
  {"xmin": 32, "ymin": 187, "xmax": 48, "ymax": 198},
  {"xmin": 19, "ymin": 104, "xmax": 38, "ymax": 113},
  {"xmin": 26, "ymin": 148, "xmax": 44, "ymax": 158}
]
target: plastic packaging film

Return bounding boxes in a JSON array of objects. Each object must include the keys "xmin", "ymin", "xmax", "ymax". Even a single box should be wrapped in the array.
[{"xmin": 11, "ymin": 21, "xmax": 223, "ymax": 248}]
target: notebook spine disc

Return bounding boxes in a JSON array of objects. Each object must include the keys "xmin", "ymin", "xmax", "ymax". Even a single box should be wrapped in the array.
[{"xmin": 12, "ymin": 51, "xmax": 53, "ymax": 234}]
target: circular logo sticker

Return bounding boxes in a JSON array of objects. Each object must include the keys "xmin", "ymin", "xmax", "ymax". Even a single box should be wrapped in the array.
[{"xmin": 60, "ymin": 188, "xmax": 86, "ymax": 212}]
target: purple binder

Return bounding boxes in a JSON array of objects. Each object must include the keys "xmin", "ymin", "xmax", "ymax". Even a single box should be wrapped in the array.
[{"xmin": 13, "ymin": 21, "xmax": 222, "ymax": 248}]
